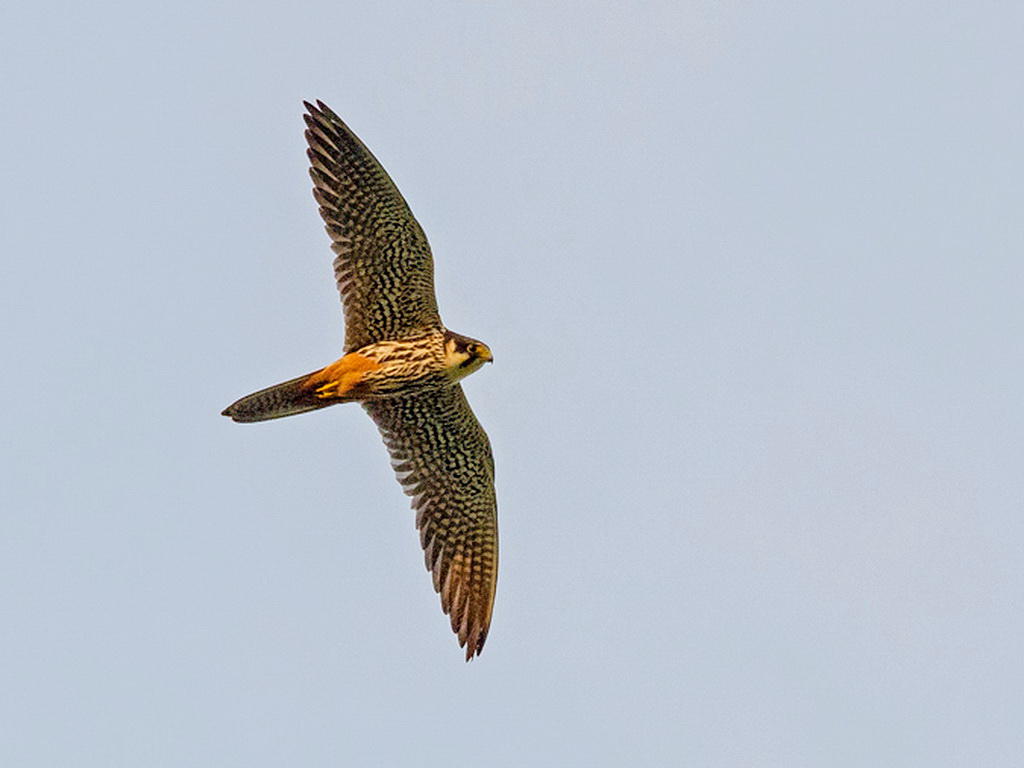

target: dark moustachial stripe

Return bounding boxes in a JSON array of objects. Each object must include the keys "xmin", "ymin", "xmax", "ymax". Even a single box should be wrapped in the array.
[{"xmin": 223, "ymin": 101, "xmax": 498, "ymax": 660}]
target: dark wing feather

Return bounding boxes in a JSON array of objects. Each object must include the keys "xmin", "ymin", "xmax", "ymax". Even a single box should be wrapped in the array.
[
  {"xmin": 364, "ymin": 385, "xmax": 498, "ymax": 660},
  {"xmin": 304, "ymin": 101, "xmax": 442, "ymax": 351}
]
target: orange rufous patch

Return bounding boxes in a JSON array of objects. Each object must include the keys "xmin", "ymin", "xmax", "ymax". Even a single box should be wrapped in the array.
[{"xmin": 306, "ymin": 353, "xmax": 381, "ymax": 399}]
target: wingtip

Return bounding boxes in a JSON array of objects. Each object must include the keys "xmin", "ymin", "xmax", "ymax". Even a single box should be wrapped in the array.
[
  {"xmin": 304, "ymin": 99, "xmax": 337, "ymax": 121},
  {"xmin": 462, "ymin": 627, "xmax": 489, "ymax": 662}
]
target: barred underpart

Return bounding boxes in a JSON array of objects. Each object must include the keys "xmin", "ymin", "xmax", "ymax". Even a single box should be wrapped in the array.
[{"xmin": 226, "ymin": 101, "xmax": 499, "ymax": 660}]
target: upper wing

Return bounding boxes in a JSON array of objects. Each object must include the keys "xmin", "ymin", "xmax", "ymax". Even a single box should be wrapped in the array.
[
  {"xmin": 304, "ymin": 101, "xmax": 442, "ymax": 352},
  {"xmin": 363, "ymin": 385, "xmax": 498, "ymax": 660}
]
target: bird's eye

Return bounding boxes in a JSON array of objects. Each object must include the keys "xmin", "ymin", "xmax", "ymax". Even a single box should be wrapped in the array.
[{"xmin": 466, "ymin": 344, "xmax": 477, "ymax": 355}]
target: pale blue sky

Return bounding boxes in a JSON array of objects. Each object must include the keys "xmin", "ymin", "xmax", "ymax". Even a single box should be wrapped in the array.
[{"xmin": 3, "ymin": 2, "xmax": 1023, "ymax": 765}]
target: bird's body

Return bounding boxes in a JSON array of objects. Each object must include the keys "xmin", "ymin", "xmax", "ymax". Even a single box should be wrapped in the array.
[
  {"xmin": 223, "ymin": 101, "xmax": 497, "ymax": 660},
  {"xmin": 224, "ymin": 329, "xmax": 491, "ymax": 420}
]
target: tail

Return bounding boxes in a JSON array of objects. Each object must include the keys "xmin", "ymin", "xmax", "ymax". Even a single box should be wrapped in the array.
[{"xmin": 222, "ymin": 370, "xmax": 333, "ymax": 423}]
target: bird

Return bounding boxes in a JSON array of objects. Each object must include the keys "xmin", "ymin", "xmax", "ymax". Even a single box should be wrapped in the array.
[{"xmin": 222, "ymin": 101, "xmax": 498, "ymax": 660}]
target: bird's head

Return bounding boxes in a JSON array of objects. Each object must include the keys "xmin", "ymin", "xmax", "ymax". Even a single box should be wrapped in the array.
[{"xmin": 444, "ymin": 331, "xmax": 493, "ymax": 381}]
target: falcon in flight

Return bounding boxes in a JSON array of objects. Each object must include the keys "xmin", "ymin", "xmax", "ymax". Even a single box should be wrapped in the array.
[{"xmin": 223, "ymin": 101, "xmax": 497, "ymax": 660}]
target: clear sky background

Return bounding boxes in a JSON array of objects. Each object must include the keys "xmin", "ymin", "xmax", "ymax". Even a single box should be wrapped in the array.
[{"xmin": 3, "ymin": 2, "xmax": 1023, "ymax": 765}]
